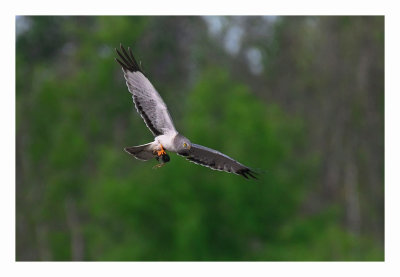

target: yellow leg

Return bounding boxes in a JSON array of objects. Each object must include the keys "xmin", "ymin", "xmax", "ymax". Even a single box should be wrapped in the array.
[{"xmin": 157, "ymin": 144, "xmax": 166, "ymax": 156}]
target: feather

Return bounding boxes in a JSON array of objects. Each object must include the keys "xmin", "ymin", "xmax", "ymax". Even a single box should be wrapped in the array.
[
  {"xmin": 115, "ymin": 44, "xmax": 177, "ymax": 136},
  {"xmin": 182, "ymin": 144, "xmax": 257, "ymax": 179}
]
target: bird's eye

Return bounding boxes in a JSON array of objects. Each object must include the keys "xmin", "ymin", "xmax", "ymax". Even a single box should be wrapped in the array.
[{"xmin": 183, "ymin": 143, "xmax": 187, "ymax": 148}]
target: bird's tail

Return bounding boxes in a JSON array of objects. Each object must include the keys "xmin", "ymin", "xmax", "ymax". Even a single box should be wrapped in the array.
[{"xmin": 124, "ymin": 142, "xmax": 156, "ymax": 161}]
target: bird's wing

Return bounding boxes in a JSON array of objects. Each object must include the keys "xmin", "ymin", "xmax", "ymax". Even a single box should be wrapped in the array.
[
  {"xmin": 115, "ymin": 45, "xmax": 177, "ymax": 136},
  {"xmin": 179, "ymin": 143, "xmax": 257, "ymax": 179}
]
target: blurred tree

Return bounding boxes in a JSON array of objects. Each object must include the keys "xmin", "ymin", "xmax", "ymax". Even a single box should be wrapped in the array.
[{"xmin": 219, "ymin": 16, "xmax": 384, "ymax": 246}]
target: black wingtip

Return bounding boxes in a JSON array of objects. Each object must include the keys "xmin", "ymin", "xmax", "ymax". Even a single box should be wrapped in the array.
[
  {"xmin": 236, "ymin": 168, "xmax": 258, "ymax": 180},
  {"xmin": 114, "ymin": 44, "xmax": 143, "ymax": 74},
  {"xmin": 115, "ymin": 57, "xmax": 127, "ymax": 71}
]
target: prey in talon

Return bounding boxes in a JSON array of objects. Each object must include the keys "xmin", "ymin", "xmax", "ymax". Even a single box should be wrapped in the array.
[
  {"xmin": 154, "ymin": 152, "xmax": 171, "ymax": 168},
  {"xmin": 153, "ymin": 144, "xmax": 170, "ymax": 168}
]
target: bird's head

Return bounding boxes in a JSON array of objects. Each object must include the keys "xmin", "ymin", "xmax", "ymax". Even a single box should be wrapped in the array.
[{"xmin": 174, "ymin": 134, "xmax": 192, "ymax": 154}]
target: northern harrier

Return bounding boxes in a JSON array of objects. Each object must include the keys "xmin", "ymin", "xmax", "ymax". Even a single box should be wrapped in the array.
[{"xmin": 115, "ymin": 44, "xmax": 257, "ymax": 179}]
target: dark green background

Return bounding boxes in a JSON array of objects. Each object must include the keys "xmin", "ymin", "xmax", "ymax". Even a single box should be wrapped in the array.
[{"xmin": 16, "ymin": 16, "xmax": 384, "ymax": 261}]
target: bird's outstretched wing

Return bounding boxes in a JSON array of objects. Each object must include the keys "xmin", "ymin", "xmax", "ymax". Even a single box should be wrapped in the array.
[
  {"xmin": 115, "ymin": 44, "xmax": 177, "ymax": 136},
  {"xmin": 180, "ymin": 144, "xmax": 257, "ymax": 179}
]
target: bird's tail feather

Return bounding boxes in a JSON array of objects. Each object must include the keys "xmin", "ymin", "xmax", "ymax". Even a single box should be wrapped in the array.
[{"xmin": 124, "ymin": 142, "xmax": 155, "ymax": 161}]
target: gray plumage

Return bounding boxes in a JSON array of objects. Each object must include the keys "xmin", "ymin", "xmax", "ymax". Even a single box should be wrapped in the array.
[
  {"xmin": 178, "ymin": 143, "xmax": 257, "ymax": 179},
  {"xmin": 124, "ymin": 143, "xmax": 155, "ymax": 161},
  {"xmin": 116, "ymin": 44, "xmax": 257, "ymax": 179},
  {"xmin": 116, "ymin": 45, "xmax": 175, "ymax": 136}
]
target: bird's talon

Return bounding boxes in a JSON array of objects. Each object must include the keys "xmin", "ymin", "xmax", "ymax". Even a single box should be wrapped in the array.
[{"xmin": 157, "ymin": 145, "xmax": 166, "ymax": 156}]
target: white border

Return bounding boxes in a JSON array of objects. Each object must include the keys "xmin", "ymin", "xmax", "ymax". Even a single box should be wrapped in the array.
[
  {"xmin": 2, "ymin": 1, "xmax": 399, "ymax": 276},
  {"xmin": 5, "ymin": 0, "xmax": 390, "ymax": 15}
]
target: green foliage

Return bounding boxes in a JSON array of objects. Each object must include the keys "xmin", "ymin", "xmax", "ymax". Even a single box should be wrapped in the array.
[{"xmin": 16, "ymin": 16, "xmax": 384, "ymax": 261}]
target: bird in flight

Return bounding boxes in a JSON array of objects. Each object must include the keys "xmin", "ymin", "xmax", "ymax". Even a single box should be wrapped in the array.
[{"xmin": 115, "ymin": 44, "xmax": 257, "ymax": 179}]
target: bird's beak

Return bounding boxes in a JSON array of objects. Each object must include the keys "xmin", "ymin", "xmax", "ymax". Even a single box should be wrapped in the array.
[{"xmin": 188, "ymin": 145, "xmax": 191, "ymax": 150}]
